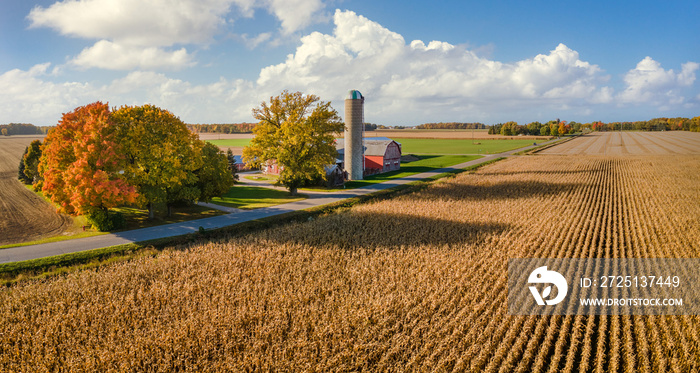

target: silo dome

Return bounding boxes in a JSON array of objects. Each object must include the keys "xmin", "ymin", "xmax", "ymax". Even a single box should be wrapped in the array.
[{"xmin": 346, "ymin": 90, "xmax": 363, "ymax": 100}]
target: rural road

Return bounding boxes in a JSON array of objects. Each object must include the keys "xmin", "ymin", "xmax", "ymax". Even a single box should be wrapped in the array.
[{"xmin": 0, "ymin": 141, "xmax": 554, "ymax": 263}]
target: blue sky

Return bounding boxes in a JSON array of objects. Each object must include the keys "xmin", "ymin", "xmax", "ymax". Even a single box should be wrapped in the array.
[{"xmin": 1, "ymin": 0, "xmax": 698, "ymax": 126}]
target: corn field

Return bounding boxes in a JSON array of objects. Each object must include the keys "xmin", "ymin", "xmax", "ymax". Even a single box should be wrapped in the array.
[{"xmin": 1, "ymin": 155, "xmax": 699, "ymax": 372}]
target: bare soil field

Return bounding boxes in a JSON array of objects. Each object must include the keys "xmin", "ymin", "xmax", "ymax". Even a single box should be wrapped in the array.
[
  {"xmin": 0, "ymin": 136, "xmax": 70, "ymax": 245},
  {"xmin": 2, "ymin": 154, "xmax": 699, "ymax": 371},
  {"xmin": 540, "ymin": 131, "xmax": 700, "ymax": 155}
]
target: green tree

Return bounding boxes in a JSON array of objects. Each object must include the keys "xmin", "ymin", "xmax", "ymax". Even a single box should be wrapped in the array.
[
  {"xmin": 549, "ymin": 122, "xmax": 559, "ymax": 137},
  {"xmin": 23, "ymin": 139, "xmax": 42, "ymax": 186},
  {"xmin": 243, "ymin": 91, "xmax": 343, "ymax": 195},
  {"xmin": 195, "ymin": 142, "xmax": 234, "ymax": 202},
  {"xmin": 17, "ymin": 146, "xmax": 31, "ymax": 184},
  {"xmin": 526, "ymin": 122, "xmax": 542, "ymax": 135},
  {"xmin": 226, "ymin": 149, "xmax": 240, "ymax": 183},
  {"xmin": 112, "ymin": 104, "xmax": 203, "ymax": 219}
]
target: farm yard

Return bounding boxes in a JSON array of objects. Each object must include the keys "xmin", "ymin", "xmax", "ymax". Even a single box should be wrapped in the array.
[
  {"xmin": 1, "ymin": 132, "xmax": 699, "ymax": 371},
  {"xmin": 0, "ymin": 136, "xmax": 71, "ymax": 246}
]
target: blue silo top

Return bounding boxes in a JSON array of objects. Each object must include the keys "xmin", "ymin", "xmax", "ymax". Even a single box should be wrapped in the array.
[{"xmin": 346, "ymin": 90, "xmax": 363, "ymax": 100}]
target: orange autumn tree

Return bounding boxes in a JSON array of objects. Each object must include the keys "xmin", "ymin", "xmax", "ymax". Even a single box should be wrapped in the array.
[{"xmin": 40, "ymin": 102, "xmax": 138, "ymax": 230}]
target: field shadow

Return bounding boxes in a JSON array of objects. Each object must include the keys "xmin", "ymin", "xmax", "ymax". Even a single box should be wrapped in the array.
[
  {"xmin": 478, "ymin": 166, "xmax": 603, "ymax": 177},
  {"xmin": 412, "ymin": 180, "xmax": 585, "ymax": 202},
  {"xmin": 258, "ymin": 210, "xmax": 510, "ymax": 249}
]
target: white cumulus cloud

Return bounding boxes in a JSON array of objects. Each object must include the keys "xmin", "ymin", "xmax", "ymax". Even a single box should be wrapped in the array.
[
  {"xmin": 28, "ymin": 0, "xmax": 237, "ymax": 47},
  {"xmin": 257, "ymin": 10, "xmax": 611, "ymax": 122},
  {"xmin": 0, "ymin": 64, "xmax": 95, "ymax": 125},
  {"xmin": 28, "ymin": 0, "xmax": 328, "ymax": 70},
  {"xmin": 72, "ymin": 41, "xmax": 196, "ymax": 70},
  {"xmin": 267, "ymin": 0, "xmax": 326, "ymax": 35},
  {"xmin": 619, "ymin": 56, "xmax": 699, "ymax": 106}
]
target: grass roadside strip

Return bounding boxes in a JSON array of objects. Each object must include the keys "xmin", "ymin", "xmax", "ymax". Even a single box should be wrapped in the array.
[{"xmin": 0, "ymin": 157, "xmax": 505, "ymax": 286}]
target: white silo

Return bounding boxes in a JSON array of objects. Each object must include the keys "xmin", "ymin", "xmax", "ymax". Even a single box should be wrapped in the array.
[{"xmin": 344, "ymin": 90, "xmax": 364, "ymax": 180}]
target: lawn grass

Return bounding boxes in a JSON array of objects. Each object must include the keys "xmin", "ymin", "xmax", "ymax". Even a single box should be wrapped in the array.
[
  {"xmin": 297, "ymin": 155, "xmax": 481, "ymax": 192},
  {"xmin": 344, "ymin": 154, "xmax": 481, "ymax": 189},
  {"xmin": 210, "ymin": 185, "xmax": 306, "ymax": 209},
  {"xmin": 207, "ymin": 139, "xmax": 251, "ymax": 147},
  {"xmin": 114, "ymin": 203, "xmax": 227, "ymax": 230},
  {"xmin": 393, "ymin": 138, "xmax": 541, "ymax": 154},
  {"xmin": 243, "ymin": 174, "xmax": 278, "ymax": 183}
]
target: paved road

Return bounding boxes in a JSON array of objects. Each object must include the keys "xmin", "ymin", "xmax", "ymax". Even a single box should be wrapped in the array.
[{"xmin": 0, "ymin": 141, "xmax": 553, "ymax": 263}]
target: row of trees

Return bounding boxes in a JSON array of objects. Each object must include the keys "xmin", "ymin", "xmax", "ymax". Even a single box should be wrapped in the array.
[
  {"xmin": 486, "ymin": 116, "xmax": 700, "ymax": 135},
  {"xmin": 488, "ymin": 120, "xmax": 582, "ymax": 136},
  {"xmin": 19, "ymin": 102, "xmax": 234, "ymax": 230},
  {"xmin": 591, "ymin": 117, "xmax": 700, "ymax": 132},
  {"xmin": 1, "ymin": 123, "xmax": 49, "ymax": 136},
  {"xmin": 187, "ymin": 123, "xmax": 257, "ymax": 134},
  {"xmin": 415, "ymin": 122, "xmax": 486, "ymax": 130}
]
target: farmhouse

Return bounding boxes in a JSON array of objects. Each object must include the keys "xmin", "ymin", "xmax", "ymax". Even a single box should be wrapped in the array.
[
  {"xmin": 232, "ymin": 155, "xmax": 250, "ymax": 171},
  {"xmin": 335, "ymin": 137, "xmax": 402, "ymax": 176}
]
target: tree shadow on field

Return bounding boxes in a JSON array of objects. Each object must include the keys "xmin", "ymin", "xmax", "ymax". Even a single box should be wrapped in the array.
[
  {"xmin": 261, "ymin": 210, "xmax": 510, "ymax": 249},
  {"xmin": 478, "ymin": 167, "xmax": 601, "ymax": 177},
  {"xmin": 412, "ymin": 180, "xmax": 585, "ymax": 202}
]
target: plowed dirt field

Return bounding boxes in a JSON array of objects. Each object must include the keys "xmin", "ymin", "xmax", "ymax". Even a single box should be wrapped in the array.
[
  {"xmin": 540, "ymin": 131, "xmax": 700, "ymax": 155},
  {"xmin": 0, "ymin": 136, "xmax": 70, "ymax": 246}
]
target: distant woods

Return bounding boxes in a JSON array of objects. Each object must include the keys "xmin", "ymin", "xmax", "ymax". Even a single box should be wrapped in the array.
[
  {"xmin": 589, "ymin": 117, "xmax": 700, "ymax": 132},
  {"xmin": 488, "ymin": 116, "xmax": 700, "ymax": 136},
  {"xmin": 0, "ymin": 123, "xmax": 50, "ymax": 136},
  {"xmin": 415, "ymin": 122, "xmax": 486, "ymax": 130},
  {"xmin": 5, "ymin": 116, "xmax": 698, "ymax": 137},
  {"xmin": 187, "ymin": 123, "xmax": 257, "ymax": 134}
]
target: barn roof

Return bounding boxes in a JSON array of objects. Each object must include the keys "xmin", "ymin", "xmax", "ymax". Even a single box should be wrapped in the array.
[{"xmin": 335, "ymin": 138, "xmax": 401, "ymax": 156}]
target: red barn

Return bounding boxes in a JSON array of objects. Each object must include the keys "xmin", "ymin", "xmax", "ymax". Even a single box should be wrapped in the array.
[
  {"xmin": 335, "ymin": 137, "xmax": 402, "ymax": 176},
  {"xmin": 362, "ymin": 139, "xmax": 401, "ymax": 175}
]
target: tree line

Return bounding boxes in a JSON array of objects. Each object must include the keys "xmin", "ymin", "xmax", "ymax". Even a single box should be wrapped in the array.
[
  {"xmin": 18, "ymin": 102, "xmax": 235, "ymax": 231},
  {"xmin": 415, "ymin": 122, "xmax": 486, "ymax": 130},
  {"xmin": 1, "ymin": 123, "xmax": 50, "ymax": 136},
  {"xmin": 486, "ymin": 116, "xmax": 700, "ymax": 136},
  {"xmin": 488, "ymin": 120, "xmax": 582, "ymax": 136},
  {"xmin": 591, "ymin": 117, "xmax": 700, "ymax": 132},
  {"xmin": 187, "ymin": 123, "xmax": 257, "ymax": 134}
]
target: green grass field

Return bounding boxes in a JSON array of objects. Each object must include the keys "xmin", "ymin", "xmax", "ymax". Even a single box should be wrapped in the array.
[
  {"xmin": 345, "ymin": 155, "xmax": 481, "ymax": 189},
  {"xmin": 302, "ymin": 155, "xmax": 481, "ymax": 191},
  {"xmin": 210, "ymin": 185, "xmax": 306, "ymax": 209},
  {"xmin": 207, "ymin": 139, "xmax": 251, "ymax": 147},
  {"xmin": 393, "ymin": 138, "xmax": 540, "ymax": 154},
  {"xmin": 208, "ymin": 137, "xmax": 540, "ymax": 155}
]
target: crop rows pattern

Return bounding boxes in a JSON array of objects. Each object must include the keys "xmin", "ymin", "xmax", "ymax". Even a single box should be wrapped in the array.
[{"xmin": 1, "ymin": 155, "xmax": 699, "ymax": 372}]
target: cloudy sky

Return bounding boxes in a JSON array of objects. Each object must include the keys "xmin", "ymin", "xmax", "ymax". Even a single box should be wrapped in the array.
[{"xmin": 1, "ymin": 0, "xmax": 699, "ymax": 126}]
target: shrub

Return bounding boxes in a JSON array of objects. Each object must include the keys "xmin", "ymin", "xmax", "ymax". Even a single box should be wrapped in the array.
[{"xmin": 87, "ymin": 209, "xmax": 126, "ymax": 231}]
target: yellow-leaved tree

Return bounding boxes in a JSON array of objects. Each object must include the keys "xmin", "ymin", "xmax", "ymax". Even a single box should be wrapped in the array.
[
  {"xmin": 111, "ymin": 104, "xmax": 205, "ymax": 219},
  {"xmin": 243, "ymin": 91, "xmax": 343, "ymax": 195}
]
